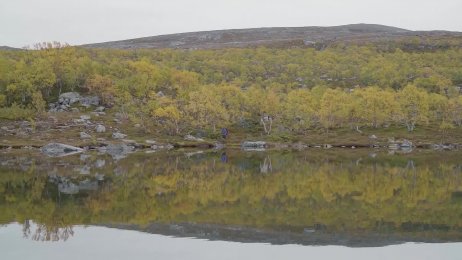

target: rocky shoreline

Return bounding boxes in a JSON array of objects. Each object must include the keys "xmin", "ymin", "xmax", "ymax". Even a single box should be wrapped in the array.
[{"xmin": 1, "ymin": 92, "xmax": 461, "ymax": 157}]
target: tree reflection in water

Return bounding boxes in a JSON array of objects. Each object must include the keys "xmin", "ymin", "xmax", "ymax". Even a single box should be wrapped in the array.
[{"xmin": 0, "ymin": 149, "xmax": 461, "ymax": 243}]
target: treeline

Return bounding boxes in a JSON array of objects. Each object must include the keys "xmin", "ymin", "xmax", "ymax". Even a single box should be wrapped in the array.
[{"xmin": 1, "ymin": 43, "xmax": 462, "ymax": 134}]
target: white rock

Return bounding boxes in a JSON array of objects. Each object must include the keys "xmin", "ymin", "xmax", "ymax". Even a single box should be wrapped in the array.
[{"xmin": 96, "ymin": 124, "xmax": 106, "ymax": 133}]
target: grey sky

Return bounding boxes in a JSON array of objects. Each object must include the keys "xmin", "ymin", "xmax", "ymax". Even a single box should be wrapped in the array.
[{"xmin": 1, "ymin": 0, "xmax": 461, "ymax": 48}]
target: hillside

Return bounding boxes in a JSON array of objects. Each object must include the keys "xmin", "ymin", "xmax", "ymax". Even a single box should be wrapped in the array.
[
  {"xmin": 0, "ymin": 46, "xmax": 21, "ymax": 51},
  {"xmin": 82, "ymin": 23, "xmax": 462, "ymax": 49}
]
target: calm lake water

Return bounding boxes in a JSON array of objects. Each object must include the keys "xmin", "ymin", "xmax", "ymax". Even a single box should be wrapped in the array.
[{"xmin": 0, "ymin": 148, "xmax": 461, "ymax": 259}]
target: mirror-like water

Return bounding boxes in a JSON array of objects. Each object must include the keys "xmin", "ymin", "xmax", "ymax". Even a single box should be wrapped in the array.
[{"xmin": 1, "ymin": 149, "xmax": 462, "ymax": 259}]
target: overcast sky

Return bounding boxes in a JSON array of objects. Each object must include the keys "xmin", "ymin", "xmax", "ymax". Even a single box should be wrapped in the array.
[{"xmin": 1, "ymin": 0, "xmax": 461, "ymax": 48}]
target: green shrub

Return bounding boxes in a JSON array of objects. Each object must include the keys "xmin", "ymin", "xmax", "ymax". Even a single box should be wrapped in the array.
[{"xmin": 0, "ymin": 103, "xmax": 35, "ymax": 120}]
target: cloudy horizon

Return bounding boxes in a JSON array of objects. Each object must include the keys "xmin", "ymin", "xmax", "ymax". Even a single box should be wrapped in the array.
[{"xmin": 1, "ymin": 0, "xmax": 461, "ymax": 48}]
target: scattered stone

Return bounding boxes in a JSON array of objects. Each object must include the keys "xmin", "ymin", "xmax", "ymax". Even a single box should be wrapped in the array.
[
  {"xmin": 369, "ymin": 134, "xmax": 377, "ymax": 139},
  {"xmin": 134, "ymin": 123, "xmax": 141, "ymax": 128},
  {"xmin": 112, "ymin": 132, "xmax": 127, "ymax": 139},
  {"xmin": 95, "ymin": 124, "xmax": 106, "ymax": 133},
  {"xmin": 95, "ymin": 159, "xmax": 106, "ymax": 168},
  {"xmin": 80, "ymin": 154, "xmax": 91, "ymax": 161},
  {"xmin": 145, "ymin": 140, "xmax": 157, "ymax": 144},
  {"xmin": 184, "ymin": 134, "xmax": 204, "ymax": 142},
  {"xmin": 80, "ymin": 115, "xmax": 91, "ymax": 120},
  {"xmin": 401, "ymin": 139, "xmax": 412, "ymax": 148},
  {"xmin": 242, "ymin": 141, "xmax": 266, "ymax": 148},
  {"xmin": 323, "ymin": 144, "xmax": 333, "ymax": 149},
  {"xmin": 77, "ymin": 165, "xmax": 91, "ymax": 175},
  {"xmin": 80, "ymin": 132, "xmax": 92, "ymax": 139},
  {"xmin": 41, "ymin": 143, "xmax": 84, "ymax": 157},
  {"xmin": 73, "ymin": 118, "xmax": 86, "ymax": 124},
  {"xmin": 94, "ymin": 106, "xmax": 105, "ymax": 112}
]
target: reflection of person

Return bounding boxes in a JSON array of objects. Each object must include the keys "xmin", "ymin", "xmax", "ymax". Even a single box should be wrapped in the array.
[
  {"xmin": 221, "ymin": 152, "xmax": 228, "ymax": 163},
  {"xmin": 221, "ymin": 128, "xmax": 229, "ymax": 139}
]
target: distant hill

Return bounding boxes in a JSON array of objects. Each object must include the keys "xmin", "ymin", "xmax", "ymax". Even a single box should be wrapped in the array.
[
  {"xmin": 0, "ymin": 46, "xmax": 21, "ymax": 51},
  {"xmin": 82, "ymin": 24, "xmax": 462, "ymax": 49}
]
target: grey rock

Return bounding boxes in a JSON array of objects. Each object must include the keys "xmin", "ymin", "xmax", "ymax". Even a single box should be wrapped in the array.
[
  {"xmin": 79, "ymin": 179, "xmax": 98, "ymax": 191},
  {"xmin": 80, "ymin": 154, "xmax": 91, "ymax": 161},
  {"xmin": 369, "ymin": 134, "xmax": 377, "ymax": 139},
  {"xmin": 80, "ymin": 96, "xmax": 100, "ymax": 107},
  {"xmin": 112, "ymin": 132, "xmax": 127, "ymax": 139},
  {"xmin": 95, "ymin": 124, "xmax": 106, "ymax": 133},
  {"xmin": 95, "ymin": 173, "xmax": 105, "ymax": 181},
  {"xmin": 73, "ymin": 118, "xmax": 86, "ymax": 124},
  {"xmin": 95, "ymin": 159, "xmax": 106, "ymax": 168},
  {"xmin": 77, "ymin": 165, "xmax": 91, "ymax": 175},
  {"xmin": 41, "ymin": 143, "xmax": 84, "ymax": 157},
  {"xmin": 59, "ymin": 92, "xmax": 81, "ymax": 105},
  {"xmin": 94, "ymin": 106, "xmax": 105, "ymax": 112},
  {"xmin": 80, "ymin": 115, "xmax": 91, "ymax": 120},
  {"xmin": 242, "ymin": 141, "xmax": 266, "ymax": 148},
  {"xmin": 184, "ymin": 134, "xmax": 204, "ymax": 142},
  {"xmin": 145, "ymin": 140, "xmax": 157, "ymax": 144},
  {"xmin": 80, "ymin": 132, "xmax": 92, "ymax": 139}
]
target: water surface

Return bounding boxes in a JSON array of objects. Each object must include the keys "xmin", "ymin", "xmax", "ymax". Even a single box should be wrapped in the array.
[{"xmin": 1, "ymin": 149, "xmax": 461, "ymax": 259}]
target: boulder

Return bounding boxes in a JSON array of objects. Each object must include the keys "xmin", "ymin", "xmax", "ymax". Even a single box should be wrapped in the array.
[
  {"xmin": 41, "ymin": 143, "xmax": 84, "ymax": 157},
  {"xmin": 80, "ymin": 96, "xmax": 100, "ymax": 107},
  {"xmin": 59, "ymin": 92, "xmax": 81, "ymax": 105},
  {"xmin": 95, "ymin": 124, "xmax": 106, "ymax": 133}
]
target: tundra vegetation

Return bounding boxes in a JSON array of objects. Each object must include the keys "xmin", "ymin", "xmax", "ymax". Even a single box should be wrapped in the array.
[{"xmin": 1, "ymin": 40, "xmax": 462, "ymax": 138}]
